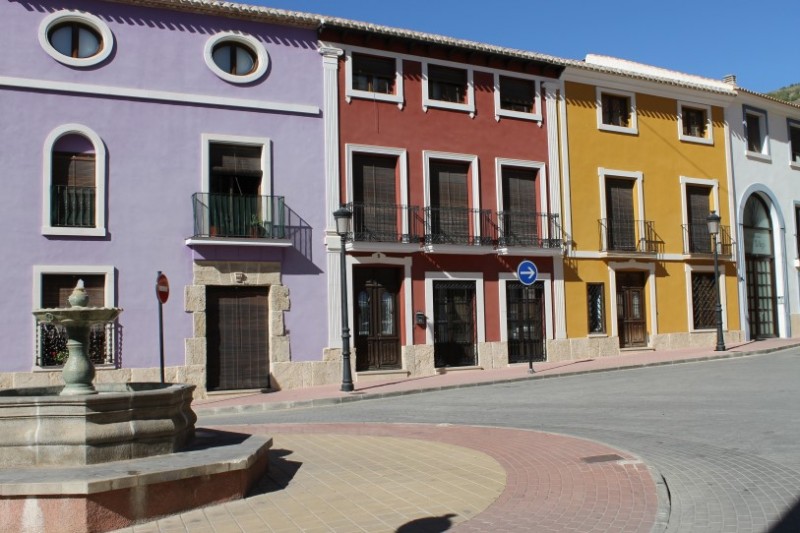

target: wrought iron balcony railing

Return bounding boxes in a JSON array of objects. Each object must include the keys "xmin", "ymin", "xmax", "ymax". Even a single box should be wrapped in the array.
[
  {"xmin": 191, "ymin": 193, "xmax": 287, "ymax": 239},
  {"xmin": 682, "ymin": 223, "xmax": 733, "ymax": 256},
  {"xmin": 498, "ymin": 212, "xmax": 562, "ymax": 248},
  {"xmin": 51, "ymin": 185, "xmax": 96, "ymax": 228},
  {"xmin": 345, "ymin": 202, "xmax": 421, "ymax": 243},
  {"xmin": 424, "ymin": 206, "xmax": 494, "ymax": 246},
  {"xmin": 599, "ymin": 218, "xmax": 658, "ymax": 253}
]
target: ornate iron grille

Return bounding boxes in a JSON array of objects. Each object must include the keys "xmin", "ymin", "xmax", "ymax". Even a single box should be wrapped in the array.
[
  {"xmin": 433, "ymin": 281, "xmax": 477, "ymax": 367},
  {"xmin": 691, "ymin": 272, "xmax": 716, "ymax": 329},
  {"xmin": 506, "ymin": 281, "xmax": 545, "ymax": 363},
  {"xmin": 37, "ymin": 322, "xmax": 116, "ymax": 367}
]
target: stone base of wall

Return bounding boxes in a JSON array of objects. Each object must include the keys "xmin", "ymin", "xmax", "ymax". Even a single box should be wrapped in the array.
[
  {"xmin": 0, "ymin": 329, "xmax": 747, "ymax": 395},
  {"xmin": 792, "ymin": 313, "xmax": 800, "ymax": 337}
]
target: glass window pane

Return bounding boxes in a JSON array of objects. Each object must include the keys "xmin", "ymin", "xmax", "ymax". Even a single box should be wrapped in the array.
[
  {"xmin": 235, "ymin": 46, "xmax": 255, "ymax": 74},
  {"xmin": 212, "ymin": 46, "xmax": 231, "ymax": 73},
  {"xmin": 381, "ymin": 292, "xmax": 393, "ymax": 335},
  {"xmin": 358, "ymin": 291, "xmax": 369, "ymax": 335},
  {"xmin": 50, "ymin": 26, "xmax": 72, "ymax": 56},
  {"xmin": 77, "ymin": 27, "xmax": 100, "ymax": 58}
]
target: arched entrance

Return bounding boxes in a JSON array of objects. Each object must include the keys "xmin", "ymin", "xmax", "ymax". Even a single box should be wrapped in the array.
[{"xmin": 743, "ymin": 195, "xmax": 778, "ymax": 338}]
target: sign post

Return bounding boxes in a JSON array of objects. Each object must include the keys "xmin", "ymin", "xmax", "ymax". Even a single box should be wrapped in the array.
[
  {"xmin": 516, "ymin": 260, "xmax": 538, "ymax": 374},
  {"xmin": 155, "ymin": 272, "xmax": 169, "ymax": 384}
]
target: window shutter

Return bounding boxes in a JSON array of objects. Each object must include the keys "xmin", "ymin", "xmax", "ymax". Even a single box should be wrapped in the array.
[
  {"xmin": 52, "ymin": 152, "xmax": 95, "ymax": 188},
  {"xmin": 502, "ymin": 167, "xmax": 537, "ymax": 212},
  {"xmin": 354, "ymin": 154, "xmax": 396, "ymax": 205},
  {"xmin": 431, "ymin": 162, "xmax": 468, "ymax": 208},
  {"xmin": 210, "ymin": 143, "xmax": 263, "ymax": 178},
  {"xmin": 41, "ymin": 274, "xmax": 105, "ymax": 308}
]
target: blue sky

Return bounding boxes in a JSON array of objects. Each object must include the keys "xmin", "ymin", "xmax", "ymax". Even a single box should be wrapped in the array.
[{"xmin": 247, "ymin": 0, "xmax": 798, "ymax": 94}]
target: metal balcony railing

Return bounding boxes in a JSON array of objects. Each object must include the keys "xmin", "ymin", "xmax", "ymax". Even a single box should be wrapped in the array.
[
  {"xmin": 498, "ymin": 212, "xmax": 562, "ymax": 248},
  {"xmin": 599, "ymin": 218, "xmax": 658, "ymax": 253},
  {"xmin": 682, "ymin": 223, "xmax": 733, "ymax": 256},
  {"xmin": 51, "ymin": 185, "xmax": 95, "ymax": 227},
  {"xmin": 424, "ymin": 206, "xmax": 494, "ymax": 246},
  {"xmin": 191, "ymin": 193, "xmax": 287, "ymax": 239},
  {"xmin": 345, "ymin": 202, "xmax": 421, "ymax": 243}
]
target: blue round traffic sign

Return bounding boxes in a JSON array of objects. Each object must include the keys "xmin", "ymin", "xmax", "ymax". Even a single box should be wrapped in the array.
[{"xmin": 516, "ymin": 260, "xmax": 538, "ymax": 286}]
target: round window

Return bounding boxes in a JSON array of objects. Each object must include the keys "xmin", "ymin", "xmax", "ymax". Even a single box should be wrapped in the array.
[
  {"xmin": 212, "ymin": 42, "xmax": 257, "ymax": 76},
  {"xmin": 204, "ymin": 32, "xmax": 269, "ymax": 84},
  {"xmin": 39, "ymin": 11, "xmax": 114, "ymax": 67},
  {"xmin": 48, "ymin": 22, "xmax": 102, "ymax": 59}
]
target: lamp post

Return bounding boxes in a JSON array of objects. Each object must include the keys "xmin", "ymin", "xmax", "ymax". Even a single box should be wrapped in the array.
[
  {"xmin": 334, "ymin": 207, "xmax": 355, "ymax": 392},
  {"xmin": 706, "ymin": 211, "xmax": 726, "ymax": 351}
]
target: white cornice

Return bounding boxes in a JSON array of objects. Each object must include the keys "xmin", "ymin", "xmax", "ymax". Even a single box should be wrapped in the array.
[{"xmin": 0, "ymin": 76, "xmax": 320, "ymax": 116}]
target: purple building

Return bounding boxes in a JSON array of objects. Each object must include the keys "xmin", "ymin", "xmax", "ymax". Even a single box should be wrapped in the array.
[{"xmin": 0, "ymin": 0, "xmax": 336, "ymax": 395}]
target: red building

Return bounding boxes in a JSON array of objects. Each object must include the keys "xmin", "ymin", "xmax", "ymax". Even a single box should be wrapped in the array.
[{"xmin": 320, "ymin": 22, "xmax": 568, "ymax": 379}]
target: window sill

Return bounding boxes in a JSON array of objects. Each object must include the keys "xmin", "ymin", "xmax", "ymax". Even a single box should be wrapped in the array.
[
  {"xmin": 745, "ymin": 151, "xmax": 771, "ymax": 163},
  {"xmin": 185, "ymin": 236, "xmax": 292, "ymax": 247},
  {"xmin": 587, "ymin": 333, "xmax": 608, "ymax": 338},
  {"xmin": 42, "ymin": 227, "xmax": 106, "ymax": 237},
  {"xmin": 423, "ymin": 98, "xmax": 475, "ymax": 117},
  {"xmin": 679, "ymin": 134, "xmax": 713, "ymax": 145},
  {"xmin": 346, "ymin": 89, "xmax": 404, "ymax": 107},
  {"xmin": 789, "ymin": 162, "xmax": 800, "ymax": 171},
  {"xmin": 495, "ymin": 108, "xmax": 542, "ymax": 122},
  {"xmin": 598, "ymin": 123, "xmax": 638, "ymax": 135}
]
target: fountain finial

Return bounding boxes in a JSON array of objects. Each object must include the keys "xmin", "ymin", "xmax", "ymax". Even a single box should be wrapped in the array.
[{"xmin": 68, "ymin": 279, "xmax": 89, "ymax": 308}]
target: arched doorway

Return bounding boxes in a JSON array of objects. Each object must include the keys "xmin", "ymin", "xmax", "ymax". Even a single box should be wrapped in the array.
[{"xmin": 743, "ymin": 195, "xmax": 778, "ymax": 338}]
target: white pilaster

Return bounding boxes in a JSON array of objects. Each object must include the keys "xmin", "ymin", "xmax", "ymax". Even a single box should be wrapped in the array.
[
  {"xmin": 543, "ymin": 80, "xmax": 567, "ymax": 340},
  {"xmin": 320, "ymin": 46, "xmax": 344, "ymax": 347}
]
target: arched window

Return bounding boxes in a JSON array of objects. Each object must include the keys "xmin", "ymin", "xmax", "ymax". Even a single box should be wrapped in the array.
[{"xmin": 42, "ymin": 124, "xmax": 106, "ymax": 236}]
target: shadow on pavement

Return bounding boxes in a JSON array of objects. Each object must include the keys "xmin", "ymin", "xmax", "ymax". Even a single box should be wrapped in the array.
[
  {"xmin": 395, "ymin": 513, "xmax": 456, "ymax": 532},
  {"xmin": 770, "ymin": 496, "xmax": 800, "ymax": 532},
  {"xmin": 247, "ymin": 448, "xmax": 302, "ymax": 496}
]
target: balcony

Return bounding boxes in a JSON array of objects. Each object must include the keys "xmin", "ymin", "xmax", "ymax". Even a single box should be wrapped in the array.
[
  {"xmin": 599, "ymin": 218, "xmax": 658, "ymax": 254},
  {"xmin": 191, "ymin": 193, "xmax": 287, "ymax": 239},
  {"xmin": 424, "ymin": 206, "xmax": 494, "ymax": 247},
  {"xmin": 346, "ymin": 202, "xmax": 421, "ymax": 244},
  {"xmin": 682, "ymin": 223, "xmax": 733, "ymax": 257},
  {"xmin": 497, "ymin": 212, "xmax": 562, "ymax": 249},
  {"xmin": 51, "ymin": 185, "xmax": 95, "ymax": 227}
]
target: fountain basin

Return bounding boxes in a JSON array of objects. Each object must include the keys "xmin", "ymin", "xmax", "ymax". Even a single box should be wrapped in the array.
[{"xmin": 0, "ymin": 383, "xmax": 195, "ymax": 467}]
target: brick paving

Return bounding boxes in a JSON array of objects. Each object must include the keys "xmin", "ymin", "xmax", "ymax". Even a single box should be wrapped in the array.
[{"xmin": 118, "ymin": 423, "xmax": 661, "ymax": 533}]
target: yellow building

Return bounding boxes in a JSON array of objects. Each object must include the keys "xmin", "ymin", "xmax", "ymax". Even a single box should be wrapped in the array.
[{"xmin": 552, "ymin": 56, "xmax": 741, "ymax": 358}]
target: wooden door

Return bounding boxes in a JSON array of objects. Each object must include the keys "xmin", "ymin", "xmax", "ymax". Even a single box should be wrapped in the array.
[
  {"xmin": 354, "ymin": 268, "xmax": 401, "ymax": 371},
  {"xmin": 206, "ymin": 286, "xmax": 270, "ymax": 391},
  {"xmin": 617, "ymin": 272, "xmax": 646, "ymax": 348}
]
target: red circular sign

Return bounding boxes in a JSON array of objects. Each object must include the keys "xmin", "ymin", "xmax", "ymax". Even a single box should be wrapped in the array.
[{"xmin": 156, "ymin": 273, "xmax": 169, "ymax": 304}]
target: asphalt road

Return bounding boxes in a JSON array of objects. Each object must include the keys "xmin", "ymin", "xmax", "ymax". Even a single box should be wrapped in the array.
[{"xmin": 201, "ymin": 349, "xmax": 800, "ymax": 533}]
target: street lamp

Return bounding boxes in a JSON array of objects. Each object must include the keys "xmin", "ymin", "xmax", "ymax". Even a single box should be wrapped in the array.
[
  {"xmin": 706, "ymin": 211, "xmax": 726, "ymax": 351},
  {"xmin": 333, "ymin": 207, "xmax": 355, "ymax": 392}
]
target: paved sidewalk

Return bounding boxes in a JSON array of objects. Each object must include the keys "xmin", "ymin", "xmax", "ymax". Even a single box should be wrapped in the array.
[
  {"xmin": 195, "ymin": 337, "xmax": 800, "ymax": 416},
  {"xmin": 154, "ymin": 338, "xmax": 800, "ymax": 533}
]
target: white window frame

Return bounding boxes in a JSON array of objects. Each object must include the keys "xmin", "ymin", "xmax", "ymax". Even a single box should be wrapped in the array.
[
  {"xmin": 495, "ymin": 158, "xmax": 548, "ymax": 243},
  {"xmin": 498, "ymin": 272, "xmax": 553, "ymax": 343},
  {"xmin": 422, "ymin": 61, "xmax": 475, "ymax": 116},
  {"xmin": 787, "ymin": 118, "xmax": 800, "ymax": 170},
  {"xmin": 345, "ymin": 144, "xmax": 409, "ymax": 235},
  {"xmin": 679, "ymin": 176, "xmax": 720, "ymax": 254},
  {"xmin": 596, "ymin": 87, "xmax": 638, "ymax": 134},
  {"xmin": 677, "ymin": 101, "xmax": 714, "ymax": 145},
  {"xmin": 743, "ymin": 105, "xmax": 770, "ymax": 160},
  {"xmin": 32, "ymin": 265, "xmax": 116, "ymax": 368},
  {"xmin": 493, "ymin": 73, "xmax": 542, "ymax": 122},
  {"xmin": 38, "ymin": 10, "xmax": 114, "ymax": 68},
  {"xmin": 201, "ymin": 133, "xmax": 272, "ymax": 194},
  {"xmin": 424, "ymin": 272, "xmax": 485, "ymax": 346},
  {"xmin": 598, "ymin": 168, "xmax": 645, "ymax": 251},
  {"xmin": 684, "ymin": 264, "xmax": 727, "ymax": 332},
  {"xmin": 344, "ymin": 48, "xmax": 404, "ymax": 107},
  {"xmin": 203, "ymin": 31, "xmax": 269, "ymax": 84},
  {"xmin": 42, "ymin": 124, "xmax": 107, "ymax": 237}
]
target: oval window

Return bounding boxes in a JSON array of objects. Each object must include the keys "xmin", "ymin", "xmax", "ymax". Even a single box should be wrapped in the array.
[
  {"xmin": 212, "ymin": 42, "xmax": 256, "ymax": 76},
  {"xmin": 204, "ymin": 32, "xmax": 269, "ymax": 84},
  {"xmin": 48, "ymin": 22, "xmax": 102, "ymax": 59},
  {"xmin": 39, "ymin": 11, "xmax": 114, "ymax": 67}
]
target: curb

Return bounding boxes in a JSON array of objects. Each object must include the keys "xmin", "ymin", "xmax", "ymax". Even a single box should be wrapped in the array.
[{"xmin": 196, "ymin": 343, "xmax": 800, "ymax": 417}]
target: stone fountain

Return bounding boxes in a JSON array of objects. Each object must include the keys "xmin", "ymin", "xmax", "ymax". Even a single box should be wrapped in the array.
[{"xmin": 0, "ymin": 281, "xmax": 271, "ymax": 532}]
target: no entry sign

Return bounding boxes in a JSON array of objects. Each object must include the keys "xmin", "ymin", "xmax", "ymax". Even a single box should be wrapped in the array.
[{"xmin": 156, "ymin": 273, "xmax": 170, "ymax": 304}]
